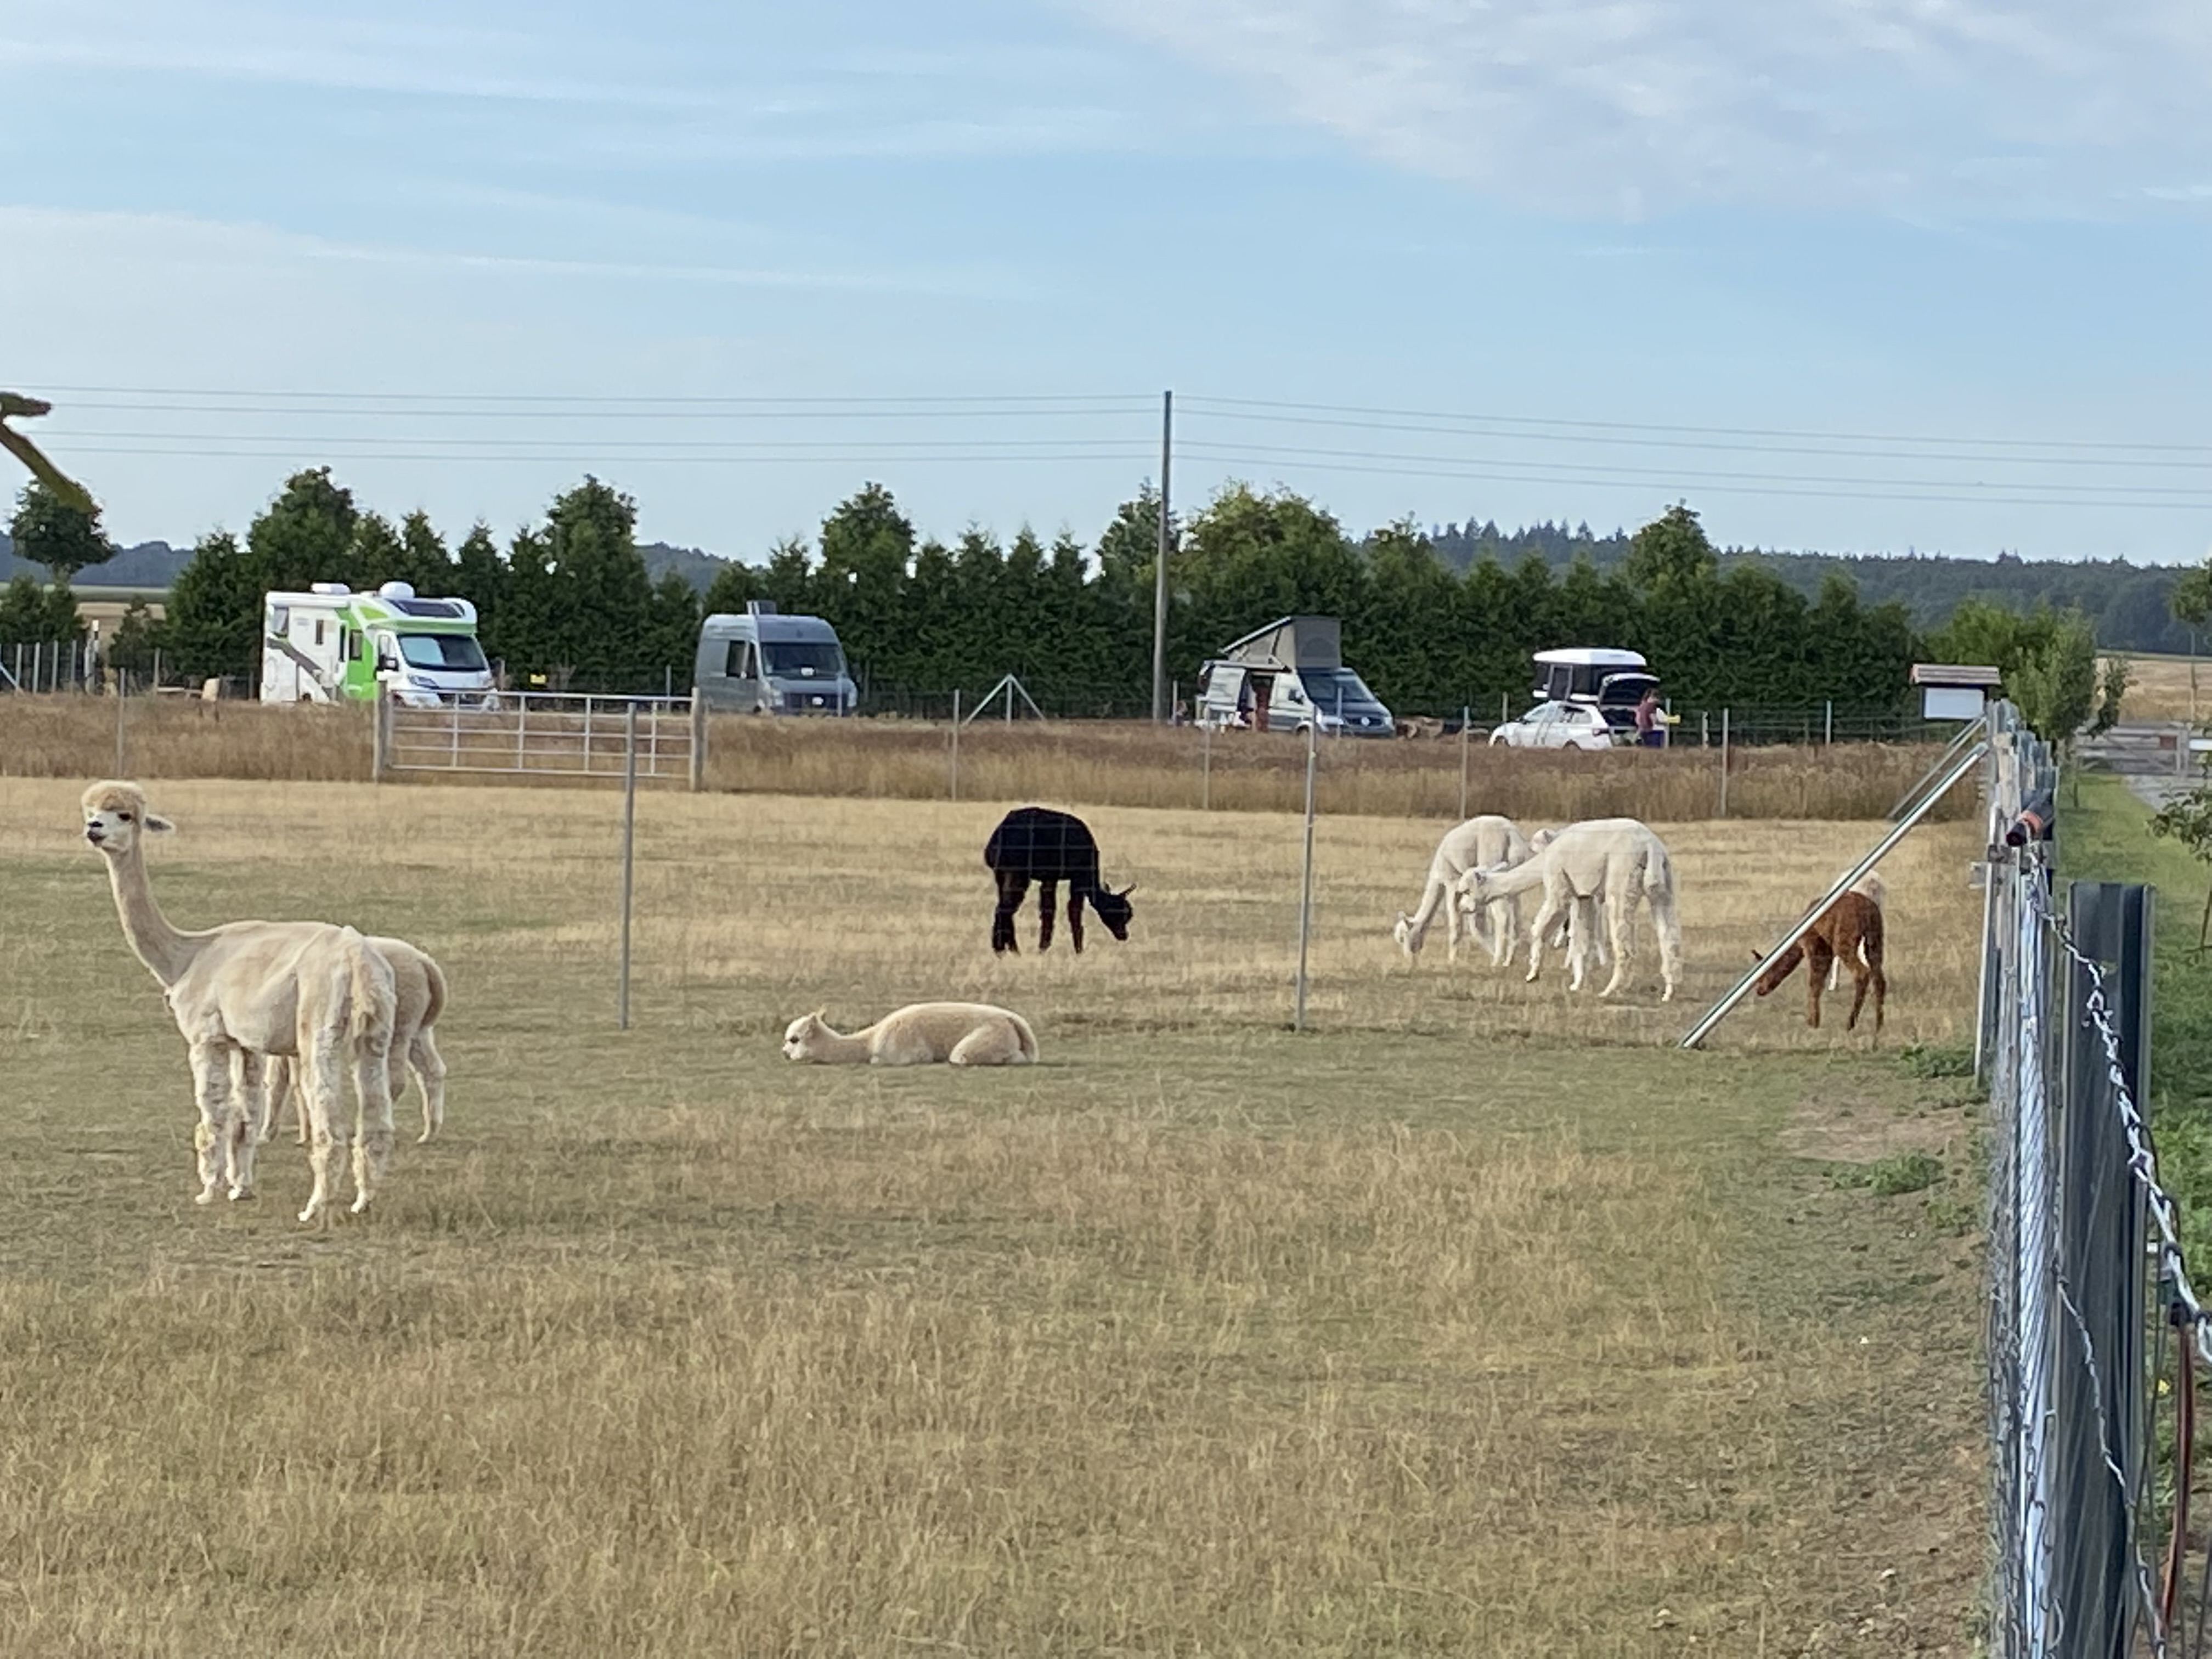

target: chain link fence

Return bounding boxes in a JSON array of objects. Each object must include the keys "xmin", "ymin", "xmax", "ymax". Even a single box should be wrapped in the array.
[{"xmin": 1980, "ymin": 698, "xmax": 2212, "ymax": 1656}]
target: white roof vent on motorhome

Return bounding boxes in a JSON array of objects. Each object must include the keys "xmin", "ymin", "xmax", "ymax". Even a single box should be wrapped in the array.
[
  {"xmin": 377, "ymin": 580, "xmax": 416, "ymax": 601},
  {"xmin": 310, "ymin": 582, "xmax": 348, "ymax": 595}
]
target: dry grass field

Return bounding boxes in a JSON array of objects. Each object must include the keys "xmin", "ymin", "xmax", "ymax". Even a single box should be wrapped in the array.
[
  {"xmin": 0, "ymin": 776, "xmax": 1990, "ymax": 1657},
  {"xmin": 2106, "ymin": 653, "xmax": 2208, "ymax": 725},
  {"xmin": 3, "ymin": 694, "xmax": 1973, "ymax": 825}
]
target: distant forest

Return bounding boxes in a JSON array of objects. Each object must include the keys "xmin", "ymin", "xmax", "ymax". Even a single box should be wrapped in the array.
[
  {"xmin": 4, "ymin": 517, "xmax": 2204, "ymax": 656},
  {"xmin": 1426, "ymin": 520, "xmax": 2201, "ymax": 655}
]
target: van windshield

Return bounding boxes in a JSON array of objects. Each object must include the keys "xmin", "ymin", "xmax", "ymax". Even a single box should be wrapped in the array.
[
  {"xmin": 763, "ymin": 641, "xmax": 844, "ymax": 679},
  {"xmin": 1297, "ymin": 667, "xmax": 1380, "ymax": 709},
  {"xmin": 397, "ymin": 634, "xmax": 487, "ymax": 673}
]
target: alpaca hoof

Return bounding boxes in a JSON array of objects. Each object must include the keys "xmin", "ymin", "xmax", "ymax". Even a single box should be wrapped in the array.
[
  {"xmin": 416, "ymin": 1131, "xmax": 433, "ymax": 1146},
  {"xmin": 194, "ymin": 1189, "xmax": 217, "ymax": 1206},
  {"xmin": 297, "ymin": 1206, "xmax": 319, "ymax": 1224},
  {"xmin": 227, "ymin": 1185, "xmax": 254, "ymax": 1202},
  {"xmin": 349, "ymin": 1194, "xmax": 372, "ymax": 1215}
]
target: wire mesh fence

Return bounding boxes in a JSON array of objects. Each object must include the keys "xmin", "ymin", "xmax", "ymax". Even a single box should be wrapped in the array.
[{"xmin": 1980, "ymin": 698, "xmax": 2212, "ymax": 1656}]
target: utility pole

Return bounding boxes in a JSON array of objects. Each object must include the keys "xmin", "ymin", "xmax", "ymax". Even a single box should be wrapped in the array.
[{"xmin": 1152, "ymin": 389, "xmax": 1172, "ymax": 724}]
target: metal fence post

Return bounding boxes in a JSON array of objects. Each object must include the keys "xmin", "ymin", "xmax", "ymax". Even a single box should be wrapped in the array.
[
  {"xmin": 1459, "ymin": 706, "xmax": 1470, "ymax": 820},
  {"xmin": 618, "ymin": 703, "xmax": 637, "ymax": 1031},
  {"xmin": 1294, "ymin": 716, "xmax": 1318, "ymax": 1032},
  {"xmin": 950, "ymin": 689, "xmax": 961, "ymax": 801},
  {"xmin": 1718, "ymin": 708, "xmax": 1730, "ymax": 817},
  {"xmin": 1201, "ymin": 719, "xmax": 1211, "ymax": 810},
  {"xmin": 114, "ymin": 671, "xmax": 126, "ymax": 776},
  {"xmin": 370, "ymin": 691, "xmax": 390, "ymax": 782},
  {"xmin": 689, "ymin": 687, "xmax": 706, "ymax": 793}
]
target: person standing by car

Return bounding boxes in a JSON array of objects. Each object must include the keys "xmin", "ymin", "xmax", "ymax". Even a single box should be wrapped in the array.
[{"xmin": 1634, "ymin": 687, "xmax": 1664, "ymax": 749}]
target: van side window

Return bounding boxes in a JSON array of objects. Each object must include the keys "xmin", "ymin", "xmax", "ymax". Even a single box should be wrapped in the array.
[
  {"xmin": 314, "ymin": 619, "xmax": 326, "ymax": 647},
  {"xmin": 725, "ymin": 640, "xmax": 755, "ymax": 679},
  {"xmin": 269, "ymin": 606, "xmax": 290, "ymax": 634},
  {"xmin": 345, "ymin": 629, "xmax": 361, "ymax": 662}
]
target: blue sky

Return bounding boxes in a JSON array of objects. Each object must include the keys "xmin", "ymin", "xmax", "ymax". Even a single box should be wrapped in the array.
[{"xmin": 4, "ymin": 0, "xmax": 2209, "ymax": 563}]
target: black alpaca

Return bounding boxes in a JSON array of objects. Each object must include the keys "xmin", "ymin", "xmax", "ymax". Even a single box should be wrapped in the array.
[{"xmin": 984, "ymin": 806, "xmax": 1135, "ymax": 953}]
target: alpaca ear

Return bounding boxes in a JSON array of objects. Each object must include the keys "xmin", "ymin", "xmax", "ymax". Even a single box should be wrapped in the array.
[
  {"xmin": 1118, "ymin": 882, "xmax": 1137, "ymax": 898},
  {"xmin": 144, "ymin": 813, "xmax": 174, "ymax": 833}
]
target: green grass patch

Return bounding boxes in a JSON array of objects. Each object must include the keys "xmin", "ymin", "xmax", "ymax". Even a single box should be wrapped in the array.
[{"xmin": 2063, "ymin": 777, "xmax": 2212, "ymax": 1269}]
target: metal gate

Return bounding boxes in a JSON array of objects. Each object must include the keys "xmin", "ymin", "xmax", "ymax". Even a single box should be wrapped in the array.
[{"xmin": 373, "ymin": 689, "xmax": 704, "ymax": 789}]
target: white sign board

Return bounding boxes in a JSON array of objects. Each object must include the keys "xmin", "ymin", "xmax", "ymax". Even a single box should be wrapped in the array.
[{"xmin": 1922, "ymin": 686, "xmax": 1986, "ymax": 721}]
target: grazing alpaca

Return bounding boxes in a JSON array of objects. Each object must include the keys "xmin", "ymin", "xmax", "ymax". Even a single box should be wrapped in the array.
[
  {"xmin": 81, "ymin": 781, "xmax": 398, "ymax": 1220},
  {"xmin": 782, "ymin": 1003, "xmax": 1039, "ymax": 1066},
  {"xmin": 1454, "ymin": 817, "xmax": 1683, "ymax": 1000},
  {"xmin": 1756, "ymin": 889, "xmax": 1887, "ymax": 1032},
  {"xmin": 262, "ymin": 936, "xmax": 448, "ymax": 1147},
  {"xmin": 1393, "ymin": 814, "xmax": 1531, "ymax": 964},
  {"xmin": 984, "ymin": 806, "xmax": 1133, "ymax": 953},
  {"xmin": 1826, "ymin": 872, "xmax": 1886, "ymax": 991}
]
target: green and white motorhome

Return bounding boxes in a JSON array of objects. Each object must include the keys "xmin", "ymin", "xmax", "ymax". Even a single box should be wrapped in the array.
[{"xmin": 259, "ymin": 582, "xmax": 497, "ymax": 708}]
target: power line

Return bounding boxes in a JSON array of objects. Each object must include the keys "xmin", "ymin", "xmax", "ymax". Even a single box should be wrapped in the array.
[
  {"xmin": 1181, "ymin": 405, "xmax": 2212, "ymax": 472},
  {"xmin": 35, "ymin": 385, "xmax": 1155, "ymax": 409},
  {"xmin": 1183, "ymin": 394, "xmax": 2212, "ymax": 458},
  {"xmin": 1173, "ymin": 439, "xmax": 2212, "ymax": 499}
]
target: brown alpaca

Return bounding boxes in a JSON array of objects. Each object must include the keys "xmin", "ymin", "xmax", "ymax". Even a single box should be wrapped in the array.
[{"xmin": 1753, "ymin": 890, "xmax": 1886, "ymax": 1032}]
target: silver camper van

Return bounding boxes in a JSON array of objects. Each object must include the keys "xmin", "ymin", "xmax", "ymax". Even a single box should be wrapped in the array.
[
  {"xmin": 694, "ymin": 602, "xmax": 857, "ymax": 715},
  {"xmin": 1193, "ymin": 615, "xmax": 1394, "ymax": 737}
]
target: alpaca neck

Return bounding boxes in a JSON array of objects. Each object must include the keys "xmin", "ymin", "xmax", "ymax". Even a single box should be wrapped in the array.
[
  {"xmin": 103, "ymin": 843, "xmax": 203, "ymax": 988},
  {"xmin": 1478, "ymin": 859, "xmax": 1548, "ymax": 899},
  {"xmin": 1406, "ymin": 874, "xmax": 1448, "ymax": 934},
  {"xmin": 812, "ymin": 1024, "xmax": 875, "ymax": 1063}
]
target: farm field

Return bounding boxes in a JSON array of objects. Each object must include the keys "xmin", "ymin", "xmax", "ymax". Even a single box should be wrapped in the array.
[
  {"xmin": 0, "ymin": 777, "xmax": 1989, "ymax": 1657},
  {"xmin": 2107, "ymin": 652, "xmax": 2209, "ymax": 725}
]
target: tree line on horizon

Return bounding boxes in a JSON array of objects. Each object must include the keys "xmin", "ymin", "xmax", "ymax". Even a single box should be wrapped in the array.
[{"xmin": 0, "ymin": 467, "xmax": 2151, "ymax": 723}]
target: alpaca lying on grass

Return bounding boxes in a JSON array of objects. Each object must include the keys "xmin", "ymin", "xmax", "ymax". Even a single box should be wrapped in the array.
[
  {"xmin": 262, "ymin": 935, "xmax": 448, "ymax": 1147},
  {"xmin": 1756, "ymin": 888, "xmax": 1886, "ymax": 1032},
  {"xmin": 1393, "ymin": 814, "xmax": 1530, "ymax": 963},
  {"xmin": 1454, "ymin": 817, "xmax": 1682, "ymax": 1000},
  {"xmin": 782, "ymin": 1002, "xmax": 1039, "ymax": 1066}
]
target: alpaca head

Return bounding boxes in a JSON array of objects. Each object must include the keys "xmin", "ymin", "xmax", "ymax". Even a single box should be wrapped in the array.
[
  {"xmin": 1392, "ymin": 913, "xmax": 1417, "ymax": 956},
  {"xmin": 780, "ymin": 1011, "xmax": 831, "ymax": 1062},
  {"xmin": 81, "ymin": 780, "xmax": 172, "ymax": 860},
  {"xmin": 1453, "ymin": 865, "xmax": 1503, "ymax": 914},
  {"xmin": 1528, "ymin": 827, "xmax": 1560, "ymax": 853},
  {"xmin": 1091, "ymin": 883, "xmax": 1135, "ymax": 941}
]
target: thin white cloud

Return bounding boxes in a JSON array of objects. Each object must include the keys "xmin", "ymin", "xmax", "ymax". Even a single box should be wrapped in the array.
[
  {"xmin": 1075, "ymin": 0, "xmax": 2212, "ymax": 213},
  {"xmin": 0, "ymin": 205, "xmax": 1018, "ymax": 300}
]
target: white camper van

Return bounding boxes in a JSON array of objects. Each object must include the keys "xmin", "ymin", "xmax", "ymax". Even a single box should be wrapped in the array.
[
  {"xmin": 693, "ymin": 602, "xmax": 857, "ymax": 715},
  {"xmin": 258, "ymin": 581, "xmax": 497, "ymax": 709},
  {"xmin": 1193, "ymin": 615, "xmax": 1394, "ymax": 737}
]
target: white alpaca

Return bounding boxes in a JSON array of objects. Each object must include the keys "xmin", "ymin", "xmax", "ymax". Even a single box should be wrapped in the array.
[
  {"xmin": 1456, "ymin": 816, "xmax": 1683, "ymax": 1000},
  {"xmin": 1826, "ymin": 871, "xmax": 1886, "ymax": 990},
  {"xmin": 1513, "ymin": 828, "xmax": 1613, "ymax": 972},
  {"xmin": 1393, "ymin": 815, "xmax": 1531, "ymax": 964},
  {"xmin": 82, "ymin": 781, "xmax": 399, "ymax": 1221},
  {"xmin": 263, "ymin": 936, "xmax": 448, "ymax": 1146},
  {"xmin": 782, "ymin": 1003, "xmax": 1038, "ymax": 1066}
]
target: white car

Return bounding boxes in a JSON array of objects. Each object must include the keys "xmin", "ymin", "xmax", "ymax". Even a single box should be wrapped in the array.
[{"xmin": 1488, "ymin": 700, "xmax": 1628, "ymax": 751}]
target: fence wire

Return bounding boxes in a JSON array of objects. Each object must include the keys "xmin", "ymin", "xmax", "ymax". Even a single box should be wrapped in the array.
[{"xmin": 1984, "ymin": 698, "xmax": 2212, "ymax": 1657}]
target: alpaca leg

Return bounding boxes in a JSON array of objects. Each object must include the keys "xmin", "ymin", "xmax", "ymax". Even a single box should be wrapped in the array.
[
  {"xmin": 299, "ymin": 1040, "xmax": 348, "ymax": 1225},
  {"xmin": 991, "ymin": 874, "xmax": 1026, "ymax": 953},
  {"xmin": 1804, "ymin": 938, "xmax": 1835, "ymax": 1029},
  {"xmin": 349, "ymin": 1034, "xmax": 397, "ymax": 1215},
  {"xmin": 1646, "ymin": 887, "xmax": 1683, "ymax": 1003},
  {"xmin": 1037, "ymin": 880, "xmax": 1059, "ymax": 951},
  {"xmin": 1445, "ymin": 888, "xmax": 1466, "ymax": 964},
  {"xmin": 225, "ymin": 1049, "xmax": 264, "ymax": 1200},
  {"xmin": 187, "ymin": 1039, "xmax": 232, "ymax": 1205},
  {"xmin": 1525, "ymin": 891, "xmax": 1564, "ymax": 984},
  {"xmin": 949, "ymin": 1024, "xmax": 1020, "ymax": 1066},
  {"xmin": 1598, "ymin": 896, "xmax": 1635, "ymax": 997},
  {"xmin": 1869, "ymin": 961, "xmax": 1887, "ymax": 1034},
  {"xmin": 1067, "ymin": 890, "xmax": 1087, "ymax": 953},
  {"xmin": 1844, "ymin": 960, "xmax": 1871, "ymax": 1032},
  {"xmin": 1565, "ymin": 901, "xmax": 1591, "ymax": 992},
  {"xmin": 257, "ymin": 1054, "xmax": 289, "ymax": 1145},
  {"xmin": 1494, "ymin": 894, "xmax": 1520, "ymax": 968},
  {"xmin": 409, "ymin": 1029, "xmax": 448, "ymax": 1143}
]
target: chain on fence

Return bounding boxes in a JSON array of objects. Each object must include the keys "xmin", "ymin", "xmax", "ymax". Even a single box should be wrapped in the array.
[{"xmin": 1982, "ymin": 697, "xmax": 2212, "ymax": 1657}]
